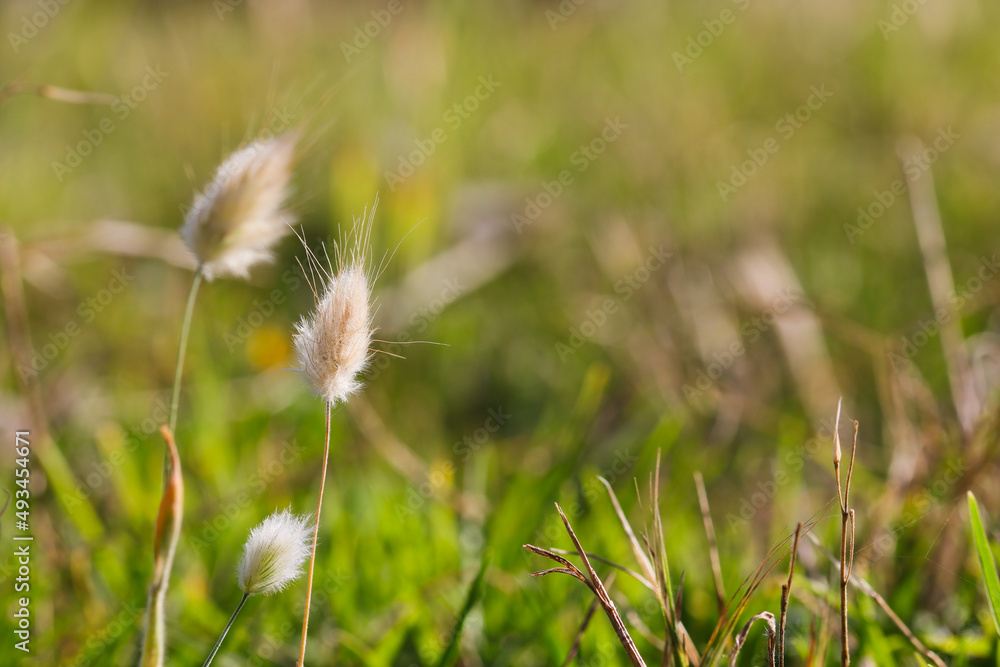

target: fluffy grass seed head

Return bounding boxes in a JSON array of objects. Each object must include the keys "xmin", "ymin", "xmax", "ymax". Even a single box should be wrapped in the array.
[
  {"xmin": 181, "ymin": 132, "xmax": 297, "ymax": 281},
  {"xmin": 237, "ymin": 508, "xmax": 312, "ymax": 596},
  {"xmin": 292, "ymin": 203, "xmax": 377, "ymax": 405}
]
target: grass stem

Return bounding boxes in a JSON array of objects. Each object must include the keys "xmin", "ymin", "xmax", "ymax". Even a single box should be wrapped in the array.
[
  {"xmin": 202, "ymin": 593, "xmax": 249, "ymax": 667},
  {"xmin": 778, "ymin": 522, "xmax": 802, "ymax": 667},
  {"xmin": 167, "ymin": 265, "xmax": 204, "ymax": 437},
  {"xmin": 297, "ymin": 400, "xmax": 333, "ymax": 667},
  {"xmin": 694, "ymin": 471, "xmax": 726, "ymax": 617},
  {"xmin": 834, "ymin": 405, "xmax": 858, "ymax": 667}
]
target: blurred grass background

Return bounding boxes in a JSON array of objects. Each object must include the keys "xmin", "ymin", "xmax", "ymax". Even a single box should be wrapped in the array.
[{"xmin": 1, "ymin": 0, "xmax": 1000, "ymax": 665}]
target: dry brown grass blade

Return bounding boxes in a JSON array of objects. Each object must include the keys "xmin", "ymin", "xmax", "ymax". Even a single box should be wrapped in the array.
[
  {"xmin": 22, "ymin": 220, "xmax": 195, "ymax": 278},
  {"xmin": 777, "ymin": 523, "xmax": 802, "ymax": 667},
  {"xmin": 599, "ymin": 476, "xmax": 656, "ymax": 583},
  {"xmin": 524, "ymin": 545, "xmax": 592, "ymax": 587},
  {"xmin": 138, "ymin": 426, "xmax": 184, "ymax": 667},
  {"xmin": 551, "ymin": 547, "xmax": 654, "ymax": 591},
  {"xmin": 675, "ymin": 570, "xmax": 685, "ymax": 618},
  {"xmin": 561, "ymin": 571, "xmax": 616, "ymax": 667},
  {"xmin": 646, "ymin": 548, "xmax": 692, "ymax": 665},
  {"xmin": 805, "ymin": 615, "xmax": 818, "ymax": 666},
  {"xmin": 735, "ymin": 240, "xmax": 841, "ymax": 427},
  {"xmin": 805, "ymin": 533, "xmax": 948, "ymax": 667},
  {"xmin": 531, "ymin": 566, "xmax": 592, "ymax": 581},
  {"xmin": 695, "ymin": 471, "xmax": 726, "ymax": 616},
  {"xmin": 0, "ymin": 76, "xmax": 116, "ymax": 106},
  {"xmin": 525, "ymin": 503, "xmax": 648, "ymax": 667},
  {"xmin": 624, "ymin": 607, "xmax": 667, "ymax": 652},
  {"xmin": 554, "ymin": 503, "xmax": 648, "ymax": 666},
  {"xmin": 833, "ymin": 403, "xmax": 858, "ymax": 667},
  {"xmin": 700, "ymin": 498, "xmax": 836, "ymax": 665},
  {"xmin": 814, "ymin": 609, "xmax": 832, "ymax": 667},
  {"xmin": 602, "ymin": 467, "xmax": 698, "ymax": 665},
  {"xmin": 728, "ymin": 611, "xmax": 776, "ymax": 667},
  {"xmin": 645, "ymin": 453, "xmax": 701, "ymax": 666}
]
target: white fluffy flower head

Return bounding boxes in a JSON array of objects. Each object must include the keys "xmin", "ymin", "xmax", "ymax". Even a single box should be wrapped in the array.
[
  {"xmin": 237, "ymin": 508, "xmax": 312, "ymax": 596},
  {"xmin": 181, "ymin": 132, "xmax": 297, "ymax": 281},
  {"xmin": 293, "ymin": 203, "xmax": 377, "ymax": 405}
]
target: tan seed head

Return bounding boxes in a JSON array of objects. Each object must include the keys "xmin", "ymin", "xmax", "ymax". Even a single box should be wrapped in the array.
[
  {"xmin": 181, "ymin": 133, "xmax": 297, "ymax": 281},
  {"xmin": 292, "ymin": 204, "xmax": 377, "ymax": 405}
]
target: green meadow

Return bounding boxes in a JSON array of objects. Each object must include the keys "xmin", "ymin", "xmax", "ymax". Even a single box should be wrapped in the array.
[{"xmin": 1, "ymin": 0, "xmax": 999, "ymax": 665}]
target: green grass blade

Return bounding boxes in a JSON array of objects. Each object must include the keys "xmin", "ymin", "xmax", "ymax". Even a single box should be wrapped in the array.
[
  {"xmin": 435, "ymin": 550, "xmax": 491, "ymax": 667},
  {"xmin": 968, "ymin": 492, "xmax": 1000, "ymax": 636}
]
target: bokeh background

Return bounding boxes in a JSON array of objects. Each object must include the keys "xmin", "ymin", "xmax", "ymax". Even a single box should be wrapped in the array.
[{"xmin": 1, "ymin": 0, "xmax": 999, "ymax": 665}]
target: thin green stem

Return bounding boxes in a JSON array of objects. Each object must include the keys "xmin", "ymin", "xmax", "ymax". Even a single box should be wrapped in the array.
[
  {"xmin": 203, "ymin": 592, "xmax": 250, "ymax": 667},
  {"xmin": 169, "ymin": 266, "xmax": 204, "ymax": 436},
  {"xmin": 297, "ymin": 400, "xmax": 333, "ymax": 667}
]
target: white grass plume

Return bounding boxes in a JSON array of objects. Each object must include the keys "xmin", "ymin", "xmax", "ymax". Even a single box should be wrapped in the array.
[
  {"xmin": 292, "ymin": 202, "xmax": 378, "ymax": 405},
  {"xmin": 182, "ymin": 133, "xmax": 297, "ymax": 281},
  {"xmin": 237, "ymin": 508, "xmax": 312, "ymax": 596}
]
